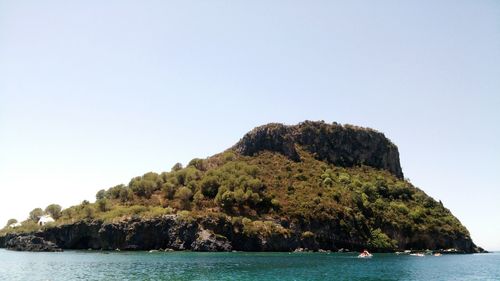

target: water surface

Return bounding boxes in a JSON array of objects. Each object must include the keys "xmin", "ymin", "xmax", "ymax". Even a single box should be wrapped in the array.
[{"xmin": 0, "ymin": 250, "xmax": 498, "ymax": 280}]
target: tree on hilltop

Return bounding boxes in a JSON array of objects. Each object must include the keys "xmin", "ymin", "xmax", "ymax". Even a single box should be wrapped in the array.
[{"xmin": 45, "ymin": 204, "xmax": 62, "ymax": 220}]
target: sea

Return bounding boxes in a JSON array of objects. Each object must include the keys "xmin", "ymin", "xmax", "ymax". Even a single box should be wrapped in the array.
[{"xmin": 0, "ymin": 249, "xmax": 499, "ymax": 280}]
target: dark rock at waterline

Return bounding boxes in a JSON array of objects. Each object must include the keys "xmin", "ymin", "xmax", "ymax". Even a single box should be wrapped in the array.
[
  {"xmin": 0, "ymin": 215, "xmax": 481, "ymax": 253},
  {"xmin": 5, "ymin": 235, "xmax": 62, "ymax": 252}
]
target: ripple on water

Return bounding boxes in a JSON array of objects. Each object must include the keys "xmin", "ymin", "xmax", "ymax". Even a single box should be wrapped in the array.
[{"xmin": 0, "ymin": 250, "xmax": 499, "ymax": 281}]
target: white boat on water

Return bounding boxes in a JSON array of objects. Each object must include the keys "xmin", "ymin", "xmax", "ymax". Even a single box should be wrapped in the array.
[
  {"xmin": 410, "ymin": 253, "xmax": 425, "ymax": 257},
  {"xmin": 358, "ymin": 250, "xmax": 373, "ymax": 258}
]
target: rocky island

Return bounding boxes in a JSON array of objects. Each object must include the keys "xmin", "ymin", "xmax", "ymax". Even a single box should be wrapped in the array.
[{"xmin": 0, "ymin": 121, "xmax": 483, "ymax": 253}]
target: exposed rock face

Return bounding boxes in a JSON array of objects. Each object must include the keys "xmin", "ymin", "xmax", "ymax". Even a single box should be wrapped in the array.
[
  {"xmin": 1, "ymin": 215, "xmax": 480, "ymax": 253},
  {"xmin": 233, "ymin": 121, "xmax": 404, "ymax": 178},
  {"xmin": 39, "ymin": 216, "xmax": 200, "ymax": 251},
  {"xmin": 191, "ymin": 229, "xmax": 232, "ymax": 251},
  {"xmin": 5, "ymin": 235, "xmax": 62, "ymax": 252}
]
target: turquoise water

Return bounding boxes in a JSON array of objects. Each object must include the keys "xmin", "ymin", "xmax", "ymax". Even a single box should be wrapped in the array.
[{"xmin": 0, "ymin": 250, "xmax": 499, "ymax": 281}]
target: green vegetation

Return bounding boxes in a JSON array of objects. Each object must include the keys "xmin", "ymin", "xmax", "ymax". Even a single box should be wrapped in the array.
[
  {"xmin": 5, "ymin": 219, "xmax": 17, "ymax": 227},
  {"xmin": 29, "ymin": 208, "xmax": 43, "ymax": 221},
  {"xmin": 45, "ymin": 204, "xmax": 62, "ymax": 220},
  {"xmin": 368, "ymin": 228, "xmax": 397, "ymax": 250},
  {"xmin": 2, "ymin": 204, "xmax": 67, "ymax": 235},
  {"xmin": 0, "ymin": 148, "xmax": 470, "ymax": 251}
]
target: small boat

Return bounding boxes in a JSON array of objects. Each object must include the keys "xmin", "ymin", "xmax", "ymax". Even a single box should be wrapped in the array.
[
  {"xmin": 433, "ymin": 253, "xmax": 442, "ymax": 256},
  {"xmin": 410, "ymin": 253, "xmax": 425, "ymax": 257},
  {"xmin": 358, "ymin": 250, "xmax": 373, "ymax": 258}
]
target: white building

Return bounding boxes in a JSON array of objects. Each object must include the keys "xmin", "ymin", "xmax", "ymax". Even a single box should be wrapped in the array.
[{"xmin": 38, "ymin": 215, "xmax": 55, "ymax": 226}]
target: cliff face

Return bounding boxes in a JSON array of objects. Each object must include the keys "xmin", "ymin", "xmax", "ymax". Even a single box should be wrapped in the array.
[
  {"xmin": 38, "ymin": 216, "xmax": 231, "ymax": 251},
  {"xmin": 0, "ymin": 215, "xmax": 479, "ymax": 253},
  {"xmin": 233, "ymin": 121, "xmax": 404, "ymax": 179}
]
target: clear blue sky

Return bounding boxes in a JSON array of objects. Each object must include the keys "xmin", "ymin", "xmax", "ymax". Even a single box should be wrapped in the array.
[{"xmin": 1, "ymin": 1, "xmax": 499, "ymax": 250}]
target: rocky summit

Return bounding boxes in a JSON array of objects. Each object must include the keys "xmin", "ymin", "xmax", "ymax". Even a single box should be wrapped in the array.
[
  {"xmin": 0, "ymin": 121, "xmax": 482, "ymax": 253},
  {"xmin": 233, "ymin": 121, "xmax": 404, "ymax": 179}
]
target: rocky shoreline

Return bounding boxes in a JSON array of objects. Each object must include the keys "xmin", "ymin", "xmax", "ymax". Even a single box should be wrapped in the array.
[
  {"xmin": 0, "ymin": 215, "xmax": 484, "ymax": 253},
  {"xmin": 3, "ymin": 235, "xmax": 62, "ymax": 252}
]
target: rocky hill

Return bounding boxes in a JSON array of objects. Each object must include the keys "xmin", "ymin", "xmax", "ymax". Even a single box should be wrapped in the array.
[{"xmin": 0, "ymin": 121, "xmax": 482, "ymax": 253}]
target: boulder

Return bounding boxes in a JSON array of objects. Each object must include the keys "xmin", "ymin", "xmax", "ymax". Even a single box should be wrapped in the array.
[
  {"xmin": 5, "ymin": 235, "xmax": 62, "ymax": 252},
  {"xmin": 191, "ymin": 229, "xmax": 232, "ymax": 251}
]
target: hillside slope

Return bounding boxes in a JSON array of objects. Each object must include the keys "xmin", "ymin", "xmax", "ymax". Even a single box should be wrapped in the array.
[{"xmin": 0, "ymin": 121, "xmax": 481, "ymax": 253}]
